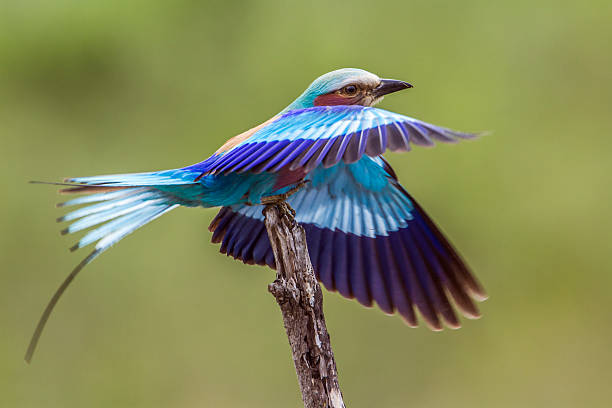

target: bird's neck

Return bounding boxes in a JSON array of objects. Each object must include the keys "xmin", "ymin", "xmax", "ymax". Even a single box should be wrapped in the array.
[{"xmin": 280, "ymin": 89, "xmax": 318, "ymax": 113}]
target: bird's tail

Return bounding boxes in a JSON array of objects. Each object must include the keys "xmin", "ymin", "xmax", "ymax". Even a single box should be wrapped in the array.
[{"xmin": 26, "ymin": 169, "xmax": 201, "ymax": 363}]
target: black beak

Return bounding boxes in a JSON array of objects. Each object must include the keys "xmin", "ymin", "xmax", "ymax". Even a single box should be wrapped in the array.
[{"xmin": 372, "ymin": 79, "xmax": 413, "ymax": 97}]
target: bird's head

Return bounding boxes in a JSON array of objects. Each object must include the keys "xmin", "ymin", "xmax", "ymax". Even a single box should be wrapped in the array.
[{"xmin": 283, "ymin": 68, "xmax": 412, "ymax": 112}]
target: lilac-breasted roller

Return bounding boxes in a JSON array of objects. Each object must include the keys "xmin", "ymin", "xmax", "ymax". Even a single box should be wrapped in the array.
[{"xmin": 26, "ymin": 68, "xmax": 487, "ymax": 362}]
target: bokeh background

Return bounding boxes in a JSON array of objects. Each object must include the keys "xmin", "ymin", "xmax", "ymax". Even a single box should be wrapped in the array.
[{"xmin": 2, "ymin": 1, "xmax": 611, "ymax": 407}]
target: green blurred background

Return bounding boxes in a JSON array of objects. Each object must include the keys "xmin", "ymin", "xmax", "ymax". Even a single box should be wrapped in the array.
[{"xmin": 2, "ymin": 1, "xmax": 611, "ymax": 407}]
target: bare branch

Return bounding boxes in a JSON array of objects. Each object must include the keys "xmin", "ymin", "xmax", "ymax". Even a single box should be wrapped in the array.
[{"xmin": 263, "ymin": 204, "xmax": 345, "ymax": 408}]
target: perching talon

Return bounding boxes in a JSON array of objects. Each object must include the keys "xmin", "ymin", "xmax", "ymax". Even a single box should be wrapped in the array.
[{"xmin": 260, "ymin": 180, "xmax": 310, "ymax": 207}]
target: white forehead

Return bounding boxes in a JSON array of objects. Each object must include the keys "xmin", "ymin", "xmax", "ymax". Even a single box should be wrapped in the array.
[{"xmin": 312, "ymin": 68, "xmax": 381, "ymax": 92}]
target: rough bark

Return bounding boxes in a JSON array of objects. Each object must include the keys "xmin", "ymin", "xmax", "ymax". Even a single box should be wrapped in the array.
[{"xmin": 263, "ymin": 204, "xmax": 346, "ymax": 408}]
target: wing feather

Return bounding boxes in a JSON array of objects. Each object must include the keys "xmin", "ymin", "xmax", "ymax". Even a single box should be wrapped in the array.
[
  {"xmin": 187, "ymin": 106, "xmax": 478, "ymax": 176},
  {"xmin": 207, "ymin": 157, "xmax": 486, "ymax": 328}
]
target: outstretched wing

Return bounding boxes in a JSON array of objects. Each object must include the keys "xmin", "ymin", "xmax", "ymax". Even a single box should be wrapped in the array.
[
  {"xmin": 208, "ymin": 157, "xmax": 487, "ymax": 329},
  {"xmin": 184, "ymin": 105, "xmax": 477, "ymax": 176}
]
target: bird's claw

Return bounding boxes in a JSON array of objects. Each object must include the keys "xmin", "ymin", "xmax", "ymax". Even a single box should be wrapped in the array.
[
  {"xmin": 260, "ymin": 180, "xmax": 310, "ymax": 225},
  {"xmin": 261, "ymin": 200, "xmax": 295, "ymax": 227},
  {"xmin": 261, "ymin": 180, "xmax": 309, "ymax": 205}
]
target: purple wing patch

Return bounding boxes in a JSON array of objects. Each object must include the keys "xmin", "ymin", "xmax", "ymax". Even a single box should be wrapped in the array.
[{"xmin": 184, "ymin": 106, "xmax": 478, "ymax": 177}]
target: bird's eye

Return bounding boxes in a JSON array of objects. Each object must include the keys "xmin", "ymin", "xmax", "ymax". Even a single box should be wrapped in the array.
[{"xmin": 341, "ymin": 85, "xmax": 358, "ymax": 95}]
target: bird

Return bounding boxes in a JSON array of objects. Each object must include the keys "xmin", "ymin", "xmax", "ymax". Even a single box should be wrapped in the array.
[{"xmin": 26, "ymin": 68, "xmax": 487, "ymax": 362}]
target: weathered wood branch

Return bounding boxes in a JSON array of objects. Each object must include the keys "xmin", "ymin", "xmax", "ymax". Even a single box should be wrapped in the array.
[{"xmin": 263, "ymin": 203, "xmax": 345, "ymax": 408}]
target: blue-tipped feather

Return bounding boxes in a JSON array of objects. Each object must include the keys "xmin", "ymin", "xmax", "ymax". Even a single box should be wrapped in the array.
[
  {"xmin": 94, "ymin": 204, "xmax": 178, "ymax": 250},
  {"xmin": 26, "ymin": 201, "xmax": 179, "ymax": 363},
  {"xmin": 71, "ymin": 204, "xmax": 162, "ymax": 250},
  {"xmin": 58, "ymin": 189, "xmax": 145, "ymax": 207},
  {"xmin": 67, "ymin": 169, "xmax": 199, "ymax": 186},
  {"xmin": 62, "ymin": 198, "xmax": 166, "ymax": 235},
  {"xmin": 59, "ymin": 191, "xmax": 159, "ymax": 222},
  {"xmin": 26, "ymin": 168, "xmax": 204, "ymax": 362}
]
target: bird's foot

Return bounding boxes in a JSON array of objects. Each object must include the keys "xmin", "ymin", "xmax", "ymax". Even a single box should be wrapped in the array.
[
  {"xmin": 261, "ymin": 180, "xmax": 309, "ymax": 205},
  {"xmin": 271, "ymin": 201, "xmax": 296, "ymax": 224},
  {"xmin": 260, "ymin": 180, "xmax": 309, "ymax": 224}
]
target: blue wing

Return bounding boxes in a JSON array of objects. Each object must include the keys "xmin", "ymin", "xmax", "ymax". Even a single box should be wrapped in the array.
[
  {"xmin": 208, "ymin": 157, "xmax": 486, "ymax": 329},
  {"xmin": 185, "ymin": 105, "xmax": 477, "ymax": 176}
]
